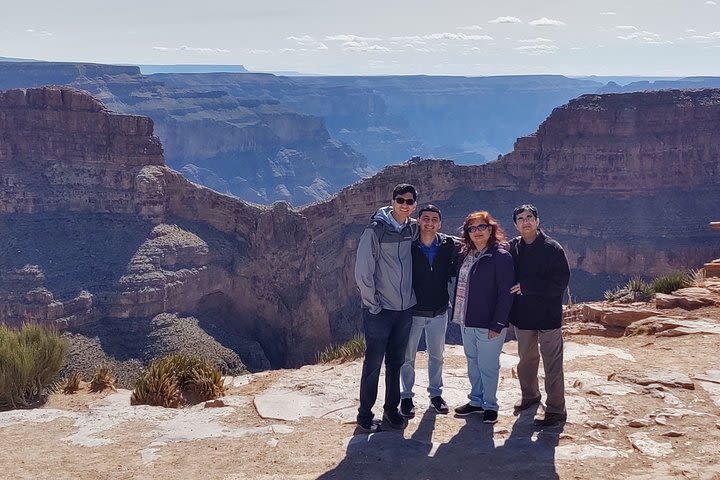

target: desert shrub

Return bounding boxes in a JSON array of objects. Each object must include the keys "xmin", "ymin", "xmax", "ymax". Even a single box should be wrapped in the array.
[
  {"xmin": 690, "ymin": 268, "xmax": 707, "ymax": 288},
  {"xmin": 317, "ymin": 335, "xmax": 366, "ymax": 363},
  {"xmin": 89, "ymin": 366, "xmax": 117, "ymax": 393},
  {"xmin": 0, "ymin": 323, "xmax": 67, "ymax": 409},
  {"xmin": 604, "ymin": 277, "xmax": 654, "ymax": 303},
  {"xmin": 131, "ymin": 354, "xmax": 225, "ymax": 408},
  {"xmin": 650, "ymin": 271, "xmax": 692, "ymax": 294},
  {"xmin": 62, "ymin": 372, "xmax": 82, "ymax": 394}
]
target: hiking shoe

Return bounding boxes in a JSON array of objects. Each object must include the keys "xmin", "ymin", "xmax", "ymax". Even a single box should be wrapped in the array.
[
  {"xmin": 514, "ymin": 396, "xmax": 542, "ymax": 412},
  {"xmin": 382, "ymin": 410, "xmax": 408, "ymax": 429},
  {"xmin": 356, "ymin": 418, "xmax": 381, "ymax": 433},
  {"xmin": 483, "ymin": 409, "xmax": 498, "ymax": 424},
  {"xmin": 400, "ymin": 398, "xmax": 416, "ymax": 418},
  {"xmin": 454, "ymin": 403, "xmax": 484, "ymax": 416},
  {"xmin": 430, "ymin": 396, "xmax": 449, "ymax": 414},
  {"xmin": 533, "ymin": 412, "xmax": 567, "ymax": 427}
]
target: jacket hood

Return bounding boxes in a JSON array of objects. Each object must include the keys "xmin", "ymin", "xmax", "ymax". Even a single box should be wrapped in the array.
[{"xmin": 372, "ymin": 205, "xmax": 401, "ymax": 227}]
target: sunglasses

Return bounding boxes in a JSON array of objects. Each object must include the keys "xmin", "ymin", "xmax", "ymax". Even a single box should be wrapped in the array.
[
  {"xmin": 466, "ymin": 224, "xmax": 490, "ymax": 233},
  {"xmin": 394, "ymin": 197, "xmax": 416, "ymax": 205}
]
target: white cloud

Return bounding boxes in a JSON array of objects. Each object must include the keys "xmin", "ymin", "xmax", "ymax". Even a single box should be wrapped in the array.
[
  {"xmin": 617, "ymin": 30, "xmax": 672, "ymax": 44},
  {"xmin": 24, "ymin": 29, "xmax": 52, "ymax": 36},
  {"xmin": 706, "ymin": 1, "xmax": 717, "ymax": 5},
  {"xmin": 249, "ymin": 49, "xmax": 273, "ymax": 55},
  {"xmin": 391, "ymin": 33, "xmax": 492, "ymax": 42},
  {"xmin": 569, "ymin": 47, "xmax": 584, "ymax": 50},
  {"xmin": 325, "ymin": 34, "xmax": 382, "ymax": 42},
  {"xmin": 513, "ymin": 44, "xmax": 559, "ymax": 55},
  {"xmin": 457, "ymin": 25, "xmax": 484, "ymax": 31},
  {"xmin": 686, "ymin": 29, "xmax": 697, "ymax": 33},
  {"xmin": 529, "ymin": 17, "xmax": 566, "ymax": 26},
  {"xmin": 341, "ymin": 41, "xmax": 391, "ymax": 52},
  {"xmin": 488, "ymin": 16, "xmax": 522, "ymax": 24},
  {"xmin": 599, "ymin": 11, "xmax": 616, "ymax": 16},
  {"xmin": 616, "ymin": 25, "xmax": 639, "ymax": 31},
  {"xmin": 153, "ymin": 45, "xmax": 230, "ymax": 54},
  {"xmin": 517, "ymin": 37, "xmax": 554, "ymax": 44},
  {"xmin": 286, "ymin": 35, "xmax": 328, "ymax": 50}
]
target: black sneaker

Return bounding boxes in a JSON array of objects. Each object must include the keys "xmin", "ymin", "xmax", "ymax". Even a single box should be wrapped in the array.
[
  {"xmin": 533, "ymin": 412, "xmax": 567, "ymax": 427},
  {"xmin": 454, "ymin": 403, "xmax": 484, "ymax": 416},
  {"xmin": 356, "ymin": 418, "xmax": 381, "ymax": 433},
  {"xmin": 400, "ymin": 398, "xmax": 415, "ymax": 418},
  {"xmin": 483, "ymin": 409, "xmax": 498, "ymax": 424},
  {"xmin": 430, "ymin": 396, "xmax": 449, "ymax": 414},
  {"xmin": 382, "ymin": 410, "xmax": 408, "ymax": 429}
]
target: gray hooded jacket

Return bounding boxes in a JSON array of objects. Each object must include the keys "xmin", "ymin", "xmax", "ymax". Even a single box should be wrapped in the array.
[{"xmin": 355, "ymin": 206, "xmax": 418, "ymax": 314}]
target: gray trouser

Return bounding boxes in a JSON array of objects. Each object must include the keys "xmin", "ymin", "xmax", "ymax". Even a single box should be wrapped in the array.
[{"xmin": 515, "ymin": 327, "xmax": 566, "ymax": 414}]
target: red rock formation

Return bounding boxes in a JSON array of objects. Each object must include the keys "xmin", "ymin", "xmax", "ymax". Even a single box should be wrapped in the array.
[
  {"xmin": 3, "ymin": 86, "xmax": 720, "ymax": 364},
  {"xmin": 0, "ymin": 87, "xmax": 329, "ymax": 367}
]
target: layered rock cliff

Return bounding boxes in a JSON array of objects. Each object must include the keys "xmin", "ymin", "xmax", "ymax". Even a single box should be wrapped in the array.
[
  {"xmin": 2, "ymin": 86, "xmax": 719, "ymax": 365},
  {"xmin": 0, "ymin": 87, "xmax": 330, "ymax": 368}
]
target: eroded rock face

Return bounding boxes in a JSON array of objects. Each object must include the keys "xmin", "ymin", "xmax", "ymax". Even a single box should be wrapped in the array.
[
  {"xmin": 3, "ymin": 86, "xmax": 720, "ymax": 366},
  {"xmin": 0, "ymin": 87, "xmax": 329, "ymax": 368}
]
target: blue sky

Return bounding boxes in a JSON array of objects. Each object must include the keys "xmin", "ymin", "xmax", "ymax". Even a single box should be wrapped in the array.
[{"xmin": 2, "ymin": 0, "xmax": 720, "ymax": 75}]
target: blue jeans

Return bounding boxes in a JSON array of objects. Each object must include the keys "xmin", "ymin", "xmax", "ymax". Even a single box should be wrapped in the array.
[
  {"xmin": 357, "ymin": 308, "xmax": 413, "ymax": 423},
  {"xmin": 400, "ymin": 312, "xmax": 447, "ymax": 399},
  {"xmin": 461, "ymin": 326, "xmax": 507, "ymax": 411}
]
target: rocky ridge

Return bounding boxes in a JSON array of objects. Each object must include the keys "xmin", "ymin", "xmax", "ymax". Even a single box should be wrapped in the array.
[{"xmin": 2, "ymin": 86, "xmax": 720, "ymax": 372}]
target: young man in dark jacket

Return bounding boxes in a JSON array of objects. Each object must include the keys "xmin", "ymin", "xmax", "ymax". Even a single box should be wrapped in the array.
[
  {"xmin": 509, "ymin": 204, "xmax": 570, "ymax": 427},
  {"xmin": 354, "ymin": 183, "xmax": 418, "ymax": 432},
  {"xmin": 399, "ymin": 205, "xmax": 457, "ymax": 418}
]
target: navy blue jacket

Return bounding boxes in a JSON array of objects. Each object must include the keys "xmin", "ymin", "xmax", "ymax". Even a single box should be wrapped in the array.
[
  {"xmin": 452, "ymin": 245, "xmax": 515, "ymax": 333},
  {"xmin": 509, "ymin": 229, "xmax": 570, "ymax": 330}
]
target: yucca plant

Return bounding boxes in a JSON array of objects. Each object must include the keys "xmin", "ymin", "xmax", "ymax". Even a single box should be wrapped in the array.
[
  {"xmin": 604, "ymin": 277, "xmax": 654, "ymax": 303},
  {"xmin": 317, "ymin": 335, "xmax": 366, "ymax": 363},
  {"xmin": 131, "ymin": 354, "xmax": 226, "ymax": 408},
  {"xmin": 62, "ymin": 372, "xmax": 82, "ymax": 394},
  {"xmin": 0, "ymin": 323, "xmax": 67, "ymax": 409},
  {"xmin": 89, "ymin": 366, "xmax": 117, "ymax": 393},
  {"xmin": 650, "ymin": 271, "xmax": 692, "ymax": 294}
]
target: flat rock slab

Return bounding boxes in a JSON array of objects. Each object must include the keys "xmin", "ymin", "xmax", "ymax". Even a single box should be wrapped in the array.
[
  {"xmin": 565, "ymin": 342, "xmax": 635, "ymax": 362},
  {"xmin": 610, "ymin": 370, "xmax": 694, "ymax": 389},
  {"xmin": 581, "ymin": 304, "xmax": 659, "ymax": 328},
  {"xmin": 627, "ymin": 432, "xmax": 673, "ymax": 457},
  {"xmin": 625, "ymin": 316, "xmax": 720, "ymax": 336},
  {"xmin": 697, "ymin": 370, "xmax": 720, "ymax": 407}
]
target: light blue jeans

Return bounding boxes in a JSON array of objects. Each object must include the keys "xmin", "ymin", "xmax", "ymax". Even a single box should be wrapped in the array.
[
  {"xmin": 461, "ymin": 326, "xmax": 507, "ymax": 411},
  {"xmin": 400, "ymin": 312, "xmax": 448, "ymax": 399}
]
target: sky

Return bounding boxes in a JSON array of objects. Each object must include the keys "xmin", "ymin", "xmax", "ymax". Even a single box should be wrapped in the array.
[{"xmin": 2, "ymin": 0, "xmax": 720, "ymax": 76}]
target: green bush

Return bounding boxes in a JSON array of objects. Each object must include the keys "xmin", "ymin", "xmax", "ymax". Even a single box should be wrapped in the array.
[
  {"xmin": 0, "ymin": 323, "xmax": 67, "ymax": 409},
  {"xmin": 604, "ymin": 277, "xmax": 654, "ymax": 303},
  {"xmin": 650, "ymin": 271, "xmax": 692, "ymax": 294},
  {"xmin": 317, "ymin": 335, "xmax": 366, "ymax": 363},
  {"xmin": 131, "ymin": 354, "xmax": 226, "ymax": 408}
]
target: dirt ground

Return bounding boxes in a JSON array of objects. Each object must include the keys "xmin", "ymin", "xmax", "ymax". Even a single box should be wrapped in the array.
[{"xmin": 2, "ymin": 304, "xmax": 720, "ymax": 480}]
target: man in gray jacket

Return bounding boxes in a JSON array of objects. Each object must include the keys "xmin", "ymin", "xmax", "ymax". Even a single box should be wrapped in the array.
[{"xmin": 355, "ymin": 183, "xmax": 418, "ymax": 432}]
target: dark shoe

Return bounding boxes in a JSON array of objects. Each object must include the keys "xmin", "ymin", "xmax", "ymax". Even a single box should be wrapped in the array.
[
  {"xmin": 454, "ymin": 403, "xmax": 484, "ymax": 416},
  {"xmin": 483, "ymin": 409, "xmax": 498, "ymax": 424},
  {"xmin": 383, "ymin": 410, "xmax": 408, "ymax": 429},
  {"xmin": 400, "ymin": 398, "xmax": 416, "ymax": 418},
  {"xmin": 356, "ymin": 418, "xmax": 381, "ymax": 433},
  {"xmin": 430, "ymin": 396, "xmax": 450, "ymax": 414},
  {"xmin": 533, "ymin": 412, "xmax": 567, "ymax": 427},
  {"xmin": 514, "ymin": 396, "xmax": 542, "ymax": 412}
]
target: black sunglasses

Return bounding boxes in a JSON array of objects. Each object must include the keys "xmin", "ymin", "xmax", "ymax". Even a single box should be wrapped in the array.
[
  {"xmin": 394, "ymin": 197, "xmax": 416, "ymax": 205},
  {"xmin": 466, "ymin": 224, "xmax": 490, "ymax": 233}
]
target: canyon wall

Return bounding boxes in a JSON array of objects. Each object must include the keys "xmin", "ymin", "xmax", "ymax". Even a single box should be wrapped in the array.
[{"xmin": 2, "ymin": 86, "xmax": 719, "ymax": 362}]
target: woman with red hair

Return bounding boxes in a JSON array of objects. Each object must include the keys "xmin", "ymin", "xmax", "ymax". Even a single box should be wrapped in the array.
[{"xmin": 451, "ymin": 211, "xmax": 515, "ymax": 424}]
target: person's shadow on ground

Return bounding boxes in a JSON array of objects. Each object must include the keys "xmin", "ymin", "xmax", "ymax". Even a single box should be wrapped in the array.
[{"xmin": 317, "ymin": 405, "xmax": 562, "ymax": 479}]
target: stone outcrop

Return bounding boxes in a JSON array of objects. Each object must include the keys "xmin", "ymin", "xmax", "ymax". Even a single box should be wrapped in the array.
[
  {"xmin": 0, "ymin": 87, "xmax": 329, "ymax": 368},
  {"xmin": 3, "ymin": 86, "xmax": 720, "ymax": 366}
]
